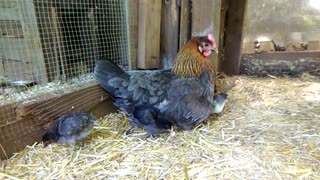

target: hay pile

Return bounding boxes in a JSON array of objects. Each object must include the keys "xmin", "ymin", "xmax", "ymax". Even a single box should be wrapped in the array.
[{"xmin": 1, "ymin": 76, "xmax": 320, "ymax": 179}]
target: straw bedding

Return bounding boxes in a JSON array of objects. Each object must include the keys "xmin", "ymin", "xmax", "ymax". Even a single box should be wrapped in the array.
[{"xmin": 1, "ymin": 76, "xmax": 320, "ymax": 179}]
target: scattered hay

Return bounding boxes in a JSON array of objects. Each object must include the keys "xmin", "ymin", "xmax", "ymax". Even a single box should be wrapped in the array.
[{"xmin": 1, "ymin": 76, "xmax": 320, "ymax": 179}]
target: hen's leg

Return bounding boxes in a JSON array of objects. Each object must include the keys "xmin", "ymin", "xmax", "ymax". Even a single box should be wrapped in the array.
[{"xmin": 126, "ymin": 124, "xmax": 136, "ymax": 135}]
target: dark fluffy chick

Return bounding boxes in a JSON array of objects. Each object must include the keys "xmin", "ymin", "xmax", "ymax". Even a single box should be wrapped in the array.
[
  {"xmin": 42, "ymin": 112, "xmax": 96, "ymax": 147},
  {"xmin": 126, "ymin": 105, "xmax": 172, "ymax": 138},
  {"xmin": 211, "ymin": 93, "xmax": 228, "ymax": 114}
]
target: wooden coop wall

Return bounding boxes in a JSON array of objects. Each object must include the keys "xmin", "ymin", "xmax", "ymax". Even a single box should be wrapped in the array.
[
  {"xmin": 135, "ymin": 0, "xmax": 224, "ymax": 71},
  {"xmin": 0, "ymin": 0, "xmax": 130, "ymax": 160},
  {"xmin": 0, "ymin": 0, "xmax": 47, "ymax": 84}
]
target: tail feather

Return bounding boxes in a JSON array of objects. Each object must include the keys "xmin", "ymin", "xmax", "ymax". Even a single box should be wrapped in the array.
[{"xmin": 94, "ymin": 60, "xmax": 129, "ymax": 97}]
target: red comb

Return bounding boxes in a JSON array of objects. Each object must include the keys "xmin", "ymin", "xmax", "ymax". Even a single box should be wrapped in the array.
[{"xmin": 207, "ymin": 33, "xmax": 216, "ymax": 48}]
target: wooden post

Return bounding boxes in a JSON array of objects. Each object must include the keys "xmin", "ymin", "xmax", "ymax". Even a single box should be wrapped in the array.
[
  {"xmin": 220, "ymin": 0, "xmax": 247, "ymax": 75},
  {"xmin": 179, "ymin": 0, "xmax": 191, "ymax": 49},
  {"xmin": 160, "ymin": 0, "xmax": 179, "ymax": 69},
  {"xmin": 128, "ymin": 0, "xmax": 138, "ymax": 70},
  {"xmin": 137, "ymin": 0, "xmax": 162, "ymax": 69}
]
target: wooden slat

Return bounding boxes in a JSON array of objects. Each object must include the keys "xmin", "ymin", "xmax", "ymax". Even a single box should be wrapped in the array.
[
  {"xmin": 179, "ymin": 0, "xmax": 191, "ymax": 49},
  {"xmin": 220, "ymin": 0, "xmax": 247, "ymax": 75},
  {"xmin": 212, "ymin": 0, "xmax": 223, "ymax": 72},
  {"xmin": 0, "ymin": 20, "xmax": 23, "ymax": 38},
  {"xmin": 0, "ymin": 59, "xmax": 3, "ymax": 76},
  {"xmin": 128, "ymin": 0, "xmax": 138, "ymax": 70},
  {"xmin": 0, "ymin": 39, "xmax": 34, "ymax": 62},
  {"xmin": 0, "ymin": 0, "xmax": 17, "ymax": 8},
  {"xmin": 2, "ymin": 59, "xmax": 35, "ymax": 81},
  {"xmin": 137, "ymin": 0, "xmax": 162, "ymax": 69},
  {"xmin": 15, "ymin": 84, "xmax": 109, "ymax": 124},
  {"xmin": 0, "ymin": 8, "xmax": 20, "ymax": 21},
  {"xmin": 19, "ymin": 0, "xmax": 48, "ymax": 84},
  {"xmin": 191, "ymin": 0, "xmax": 215, "ymax": 36},
  {"xmin": 160, "ymin": 0, "xmax": 179, "ymax": 69},
  {"xmin": 0, "ymin": 103, "xmax": 17, "ymax": 126}
]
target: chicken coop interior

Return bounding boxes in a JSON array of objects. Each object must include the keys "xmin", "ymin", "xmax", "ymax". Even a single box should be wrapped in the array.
[{"xmin": 1, "ymin": 0, "xmax": 320, "ymax": 179}]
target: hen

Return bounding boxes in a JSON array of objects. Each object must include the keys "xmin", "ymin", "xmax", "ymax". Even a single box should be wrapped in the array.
[
  {"xmin": 94, "ymin": 33, "xmax": 218, "ymax": 130},
  {"xmin": 42, "ymin": 112, "xmax": 96, "ymax": 147}
]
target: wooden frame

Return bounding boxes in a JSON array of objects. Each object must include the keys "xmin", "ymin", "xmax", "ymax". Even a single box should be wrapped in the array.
[{"xmin": 0, "ymin": 84, "xmax": 114, "ymax": 160}]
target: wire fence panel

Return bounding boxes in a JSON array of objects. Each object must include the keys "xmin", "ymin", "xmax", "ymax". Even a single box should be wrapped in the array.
[{"xmin": 0, "ymin": 0, "xmax": 130, "ymax": 156}]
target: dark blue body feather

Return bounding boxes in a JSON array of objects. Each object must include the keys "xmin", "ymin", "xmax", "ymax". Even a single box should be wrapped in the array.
[{"xmin": 94, "ymin": 60, "xmax": 214, "ymax": 130}]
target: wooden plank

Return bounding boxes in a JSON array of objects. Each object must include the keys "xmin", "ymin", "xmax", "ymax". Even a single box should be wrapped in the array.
[
  {"xmin": 179, "ymin": 0, "xmax": 191, "ymax": 49},
  {"xmin": 137, "ymin": 0, "xmax": 162, "ymax": 69},
  {"xmin": 33, "ymin": 1, "xmax": 59, "ymax": 82},
  {"xmin": 191, "ymin": 0, "xmax": 222, "ymax": 72},
  {"xmin": 0, "ymin": 83, "xmax": 114, "ymax": 160},
  {"xmin": 0, "ymin": 39, "xmax": 35, "ymax": 62},
  {"xmin": 19, "ymin": 0, "xmax": 48, "ymax": 84},
  {"xmin": 15, "ymin": 84, "xmax": 110, "ymax": 124},
  {"xmin": 0, "ymin": 20, "xmax": 23, "ymax": 38},
  {"xmin": 0, "ymin": 59, "xmax": 3, "ymax": 76},
  {"xmin": 160, "ymin": 0, "xmax": 179, "ymax": 69},
  {"xmin": 220, "ymin": 0, "xmax": 247, "ymax": 75},
  {"xmin": 2, "ymin": 59, "xmax": 35, "ymax": 81},
  {"xmin": 0, "ymin": 8, "xmax": 20, "ymax": 21},
  {"xmin": 0, "ymin": 0, "xmax": 17, "ymax": 8},
  {"xmin": 128, "ymin": 0, "xmax": 138, "ymax": 70},
  {"xmin": 213, "ymin": 0, "xmax": 223, "ymax": 72},
  {"xmin": 51, "ymin": 7, "xmax": 66, "ymax": 81},
  {"xmin": 191, "ymin": 0, "xmax": 215, "ymax": 36},
  {"xmin": 0, "ymin": 103, "xmax": 16, "ymax": 127},
  {"xmin": 240, "ymin": 52, "xmax": 320, "ymax": 77}
]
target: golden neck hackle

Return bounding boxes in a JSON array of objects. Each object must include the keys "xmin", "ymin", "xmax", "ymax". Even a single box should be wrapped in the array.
[{"xmin": 172, "ymin": 38, "xmax": 215, "ymax": 79}]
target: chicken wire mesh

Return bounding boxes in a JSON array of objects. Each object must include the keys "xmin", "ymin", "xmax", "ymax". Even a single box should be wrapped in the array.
[
  {"xmin": 242, "ymin": 0, "xmax": 320, "ymax": 52},
  {"xmin": 0, "ymin": 0, "xmax": 131, "ymax": 155}
]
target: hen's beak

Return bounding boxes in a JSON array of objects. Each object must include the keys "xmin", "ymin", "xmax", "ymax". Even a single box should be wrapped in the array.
[{"xmin": 211, "ymin": 48, "xmax": 218, "ymax": 53}]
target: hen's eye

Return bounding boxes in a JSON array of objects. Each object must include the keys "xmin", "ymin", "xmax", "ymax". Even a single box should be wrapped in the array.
[{"xmin": 204, "ymin": 43, "xmax": 209, "ymax": 47}]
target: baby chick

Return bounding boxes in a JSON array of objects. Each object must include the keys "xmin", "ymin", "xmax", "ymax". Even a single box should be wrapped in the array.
[
  {"xmin": 212, "ymin": 93, "xmax": 228, "ymax": 114},
  {"xmin": 42, "ymin": 112, "xmax": 96, "ymax": 147}
]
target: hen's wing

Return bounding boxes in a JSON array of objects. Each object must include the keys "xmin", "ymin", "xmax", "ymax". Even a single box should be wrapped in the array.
[{"xmin": 94, "ymin": 60, "xmax": 176, "ymax": 112}]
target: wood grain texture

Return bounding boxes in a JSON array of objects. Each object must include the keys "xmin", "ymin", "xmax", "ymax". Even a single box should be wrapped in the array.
[
  {"xmin": 160, "ymin": 0, "xmax": 179, "ymax": 69},
  {"xmin": 137, "ymin": 0, "xmax": 162, "ymax": 69},
  {"xmin": 221, "ymin": 0, "xmax": 247, "ymax": 75},
  {"xmin": 128, "ymin": 0, "xmax": 138, "ymax": 70},
  {"xmin": 179, "ymin": 0, "xmax": 191, "ymax": 49}
]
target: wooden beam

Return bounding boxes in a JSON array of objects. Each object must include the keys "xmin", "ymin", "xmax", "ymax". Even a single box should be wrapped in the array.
[
  {"xmin": 220, "ymin": 0, "xmax": 247, "ymax": 75},
  {"xmin": 241, "ymin": 52, "xmax": 320, "ymax": 77},
  {"xmin": 0, "ymin": 83, "xmax": 115, "ymax": 160},
  {"xmin": 128, "ymin": 0, "xmax": 139, "ymax": 70},
  {"xmin": 160, "ymin": 0, "xmax": 179, "ymax": 69},
  {"xmin": 179, "ymin": 0, "xmax": 191, "ymax": 49},
  {"xmin": 137, "ymin": 0, "xmax": 162, "ymax": 69}
]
